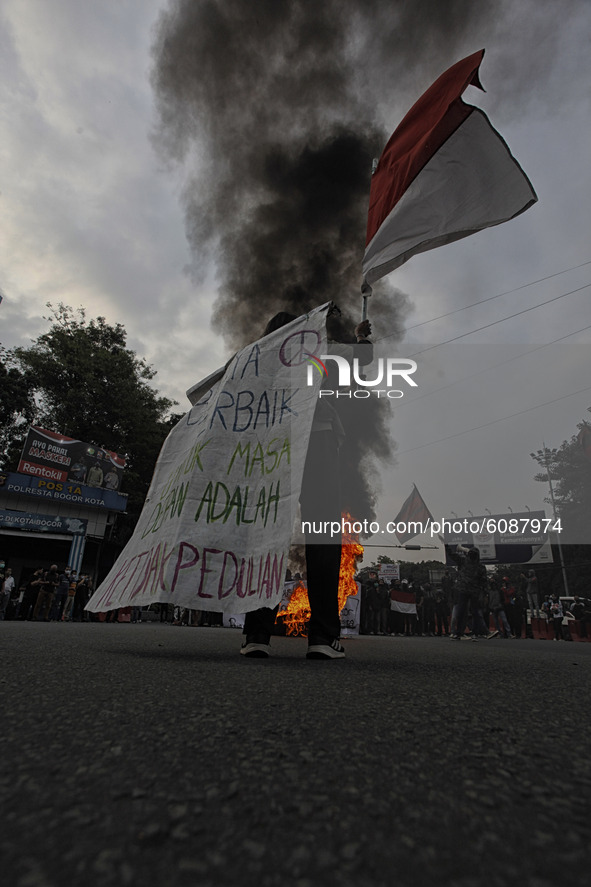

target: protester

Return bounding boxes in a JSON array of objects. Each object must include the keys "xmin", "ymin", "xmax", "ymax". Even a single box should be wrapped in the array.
[
  {"xmin": 50, "ymin": 569, "xmax": 71, "ymax": 621},
  {"xmin": 62, "ymin": 572, "xmax": 78, "ymax": 621},
  {"xmin": 434, "ymin": 589, "xmax": 450, "ymax": 637},
  {"xmin": 525, "ymin": 570, "xmax": 540, "ymax": 619},
  {"xmin": 5, "ymin": 572, "xmax": 22, "ymax": 620},
  {"xmin": 489, "ymin": 577, "xmax": 513, "ymax": 639},
  {"xmin": 511, "ymin": 582, "xmax": 526, "ymax": 639},
  {"xmin": 389, "ymin": 580, "xmax": 405, "ymax": 636},
  {"xmin": 569, "ymin": 595, "xmax": 589, "ymax": 639},
  {"xmin": 364, "ymin": 570, "xmax": 381, "ymax": 635},
  {"xmin": 241, "ymin": 311, "xmax": 372, "ymax": 659},
  {"xmin": 550, "ymin": 595, "xmax": 564, "ymax": 640},
  {"xmin": 471, "ymin": 581, "xmax": 494, "ymax": 639},
  {"xmin": 378, "ymin": 577, "xmax": 391, "ymax": 635},
  {"xmin": 401, "ymin": 580, "xmax": 417, "ymax": 636},
  {"xmin": 18, "ymin": 569, "xmax": 43, "ymax": 620},
  {"xmin": 441, "ymin": 570, "xmax": 454, "ymax": 601},
  {"xmin": 481, "ymin": 582, "xmax": 491, "ymax": 633},
  {"xmin": 32, "ymin": 565, "xmax": 60, "ymax": 621},
  {"xmin": 448, "ymin": 572, "xmax": 462, "ymax": 638},
  {"xmin": 0, "ymin": 568, "xmax": 15, "ymax": 620},
  {"xmin": 448, "ymin": 546, "xmax": 493, "ymax": 640},
  {"xmin": 73, "ymin": 575, "xmax": 91, "ymax": 622},
  {"xmin": 415, "ymin": 583, "xmax": 424, "ymax": 636},
  {"xmin": 422, "ymin": 584, "xmax": 436, "ymax": 636}
]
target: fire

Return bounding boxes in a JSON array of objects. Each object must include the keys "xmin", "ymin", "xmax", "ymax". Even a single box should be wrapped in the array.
[
  {"xmin": 276, "ymin": 512, "xmax": 364, "ymax": 637},
  {"xmin": 277, "ymin": 581, "xmax": 310, "ymax": 637},
  {"xmin": 338, "ymin": 514, "xmax": 364, "ymax": 612}
]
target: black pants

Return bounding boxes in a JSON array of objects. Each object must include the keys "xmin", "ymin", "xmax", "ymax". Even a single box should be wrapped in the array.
[
  {"xmin": 244, "ymin": 431, "xmax": 342, "ymax": 642},
  {"xmin": 435, "ymin": 610, "xmax": 449, "ymax": 635},
  {"xmin": 553, "ymin": 617, "xmax": 563, "ymax": 640}
]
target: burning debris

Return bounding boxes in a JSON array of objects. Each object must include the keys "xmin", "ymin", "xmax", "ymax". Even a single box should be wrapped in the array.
[
  {"xmin": 277, "ymin": 581, "xmax": 310, "ymax": 638},
  {"xmin": 338, "ymin": 514, "xmax": 365, "ymax": 609},
  {"xmin": 277, "ymin": 512, "xmax": 364, "ymax": 636}
]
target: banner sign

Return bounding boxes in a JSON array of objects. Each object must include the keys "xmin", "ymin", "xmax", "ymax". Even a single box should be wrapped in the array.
[
  {"xmin": 0, "ymin": 509, "xmax": 87, "ymax": 535},
  {"xmin": 340, "ymin": 584, "xmax": 361, "ymax": 637},
  {"xmin": 379, "ymin": 563, "xmax": 400, "ymax": 582},
  {"xmin": 86, "ymin": 305, "xmax": 330, "ymax": 614},
  {"xmin": 0, "ymin": 471, "xmax": 127, "ymax": 512},
  {"xmin": 443, "ymin": 510, "xmax": 553, "ymax": 565},
  {"xmin": 18, "ymin": 427, "xmax": 126, "ymax": 489}
]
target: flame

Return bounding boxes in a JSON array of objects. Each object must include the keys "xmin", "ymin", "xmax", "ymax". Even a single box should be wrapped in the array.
[
  {"xmin": 277, "ymin": 581, "xmax": 310, "ymax": 637},
  {"xmin": 338, "ymin": 513, "xmax": 364, "ymax": 612},
  {"xmin": 276, "ymin": 512, "xmax": 364, "ymax": 637}
]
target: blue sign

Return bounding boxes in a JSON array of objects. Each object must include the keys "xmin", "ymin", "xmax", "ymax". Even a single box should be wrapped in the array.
[
  {"xmin": 0, "ymin": 510, "xmax": 87, "ymax": 535},
  {"xmin": 0, "ymin": 472, "xmax": 127, "ymax": 512}
]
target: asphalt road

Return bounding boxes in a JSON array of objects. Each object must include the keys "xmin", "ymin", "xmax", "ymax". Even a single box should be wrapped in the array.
[{"xmin": 1, "ymin": 622, "xmax": 590, "ymax": 887}]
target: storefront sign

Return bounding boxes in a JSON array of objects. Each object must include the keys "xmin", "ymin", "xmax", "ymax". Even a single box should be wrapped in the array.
[
  {"xmin": 0, "ymin": 509, "xmax": 87, "ymax": 535},
  {"xmin": 0, "ymin": 472, "xmax": 127, "ymax": 512}
]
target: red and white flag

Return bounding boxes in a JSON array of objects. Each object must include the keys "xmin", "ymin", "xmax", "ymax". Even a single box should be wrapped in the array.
[
  {"xmin": 362, "ymin": 49, "xmax": 537, "ymax": 288},
  {"xmin": 389, "ymin": 581, "xmax": 417, "ymax": 615},
  {"xmin": 393, "ymin": 484, "xmax": 433, "ymax": 544}
]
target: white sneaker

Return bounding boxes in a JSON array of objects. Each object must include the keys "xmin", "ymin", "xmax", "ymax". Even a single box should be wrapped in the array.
[
  {"xmin": 306, "ymin": 637, "xmax": 345, "ymax": 659},
  {"xmin": 240, "ymin": 634, "xmax": 272, "ymax": 657}
]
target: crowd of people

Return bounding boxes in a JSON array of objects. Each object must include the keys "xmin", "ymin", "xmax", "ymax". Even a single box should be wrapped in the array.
[
  {"xmin": 358, "ymin": 559, "xmax": 591, "ymax": 641},
  {"xmin": 0, "ymin": 563, "xmax": 229, "ymax": 626},
  {"xmin": 0, "ymin": 565, "xmax": 95, "ymax": 623},
  {"xmin": 2, "ymin": 555, "xmax": 590, "ymax": 642}
]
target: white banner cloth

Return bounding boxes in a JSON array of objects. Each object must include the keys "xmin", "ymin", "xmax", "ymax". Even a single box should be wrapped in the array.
[{"xmin": 87, "ymin": 306, "xmax": 329, "ymax": 614}]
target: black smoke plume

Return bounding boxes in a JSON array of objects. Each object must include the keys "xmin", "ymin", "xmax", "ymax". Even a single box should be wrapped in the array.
[{"xmin": 150, "ymin": 0, "xmax": 501, "ymax": 524}]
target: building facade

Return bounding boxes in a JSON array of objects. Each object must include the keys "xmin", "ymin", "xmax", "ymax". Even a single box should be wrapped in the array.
[{"xmin": 0, "ymin": 471, "xmax": 128, "ymax": 590}]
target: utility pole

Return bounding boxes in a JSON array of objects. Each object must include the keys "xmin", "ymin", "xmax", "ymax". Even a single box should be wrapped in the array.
[{"xmin": 541, "ymin": 442, "xmax": 569, "ymax": 596}]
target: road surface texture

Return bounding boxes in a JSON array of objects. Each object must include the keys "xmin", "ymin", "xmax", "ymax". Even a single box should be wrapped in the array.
[{"xmin": 1, "ymin": 622, "xmax": 590, "ymax": 887}]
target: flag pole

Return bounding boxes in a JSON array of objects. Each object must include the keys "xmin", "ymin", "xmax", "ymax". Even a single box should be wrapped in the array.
[
  {"xmin": 361, "ymin": 157, "xmax": 379, "ymax": 322},
  {"xmin": 361, "ymin": 282, "xmax": 371, "ymax": 321}
]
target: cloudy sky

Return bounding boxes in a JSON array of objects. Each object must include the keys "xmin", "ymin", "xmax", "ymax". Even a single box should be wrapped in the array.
[{"xmin": 1, "ymin": 0, "xmax": 590, "ymax": 561}]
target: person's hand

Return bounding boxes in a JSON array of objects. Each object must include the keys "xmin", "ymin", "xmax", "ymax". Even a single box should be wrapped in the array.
[{"xmin": 355, "ymin": 320, "xmax": 372, "ymax": 340}]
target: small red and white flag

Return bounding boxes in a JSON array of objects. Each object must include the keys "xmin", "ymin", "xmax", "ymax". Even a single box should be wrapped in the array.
[
  {"xmin": 362, "ymin": 49, "xmax": 537, "ymax": 288},
  {"xmin": 390, "ymin": 581, "xmax": 417, "ymax": 615},
  {"xmin": 393, "ymin": 484, "xmax": 433, "ymax": 544}
]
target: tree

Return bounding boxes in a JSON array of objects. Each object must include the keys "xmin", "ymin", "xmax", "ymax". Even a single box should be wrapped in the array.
[
  {"xmin": 0, "ymin": 348, "xmax": 36, "ymax": 466},
  {"xmin": 6, "ymin": 304, "xmax": 181, "ymax": 542},
  {"xmin": 397, "ymin": 559, "xmax": 446, "ymax": 587},
  {"xmin": 530, "ymin": 426, "xmax": 591, "ymax": 534},
  {"xmin": 530, "ymin": 418, "xmax": 591, "ymax": 596}
]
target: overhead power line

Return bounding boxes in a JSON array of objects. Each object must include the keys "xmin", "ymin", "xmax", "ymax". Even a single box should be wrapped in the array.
[
  {"xmin": 397, "ymin": 321, "xmax": 591, "ymax": 407},
  {"xmin": 396, "ymin": 384, "xmax": 591, "ymax": 456},
  {"xmin": 408, "ymin": 283, "xmax": 591, "ymax": 356},
  {"xmin": 376, "ymin": 258, "xmax": 591, "ymax": 342}
]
